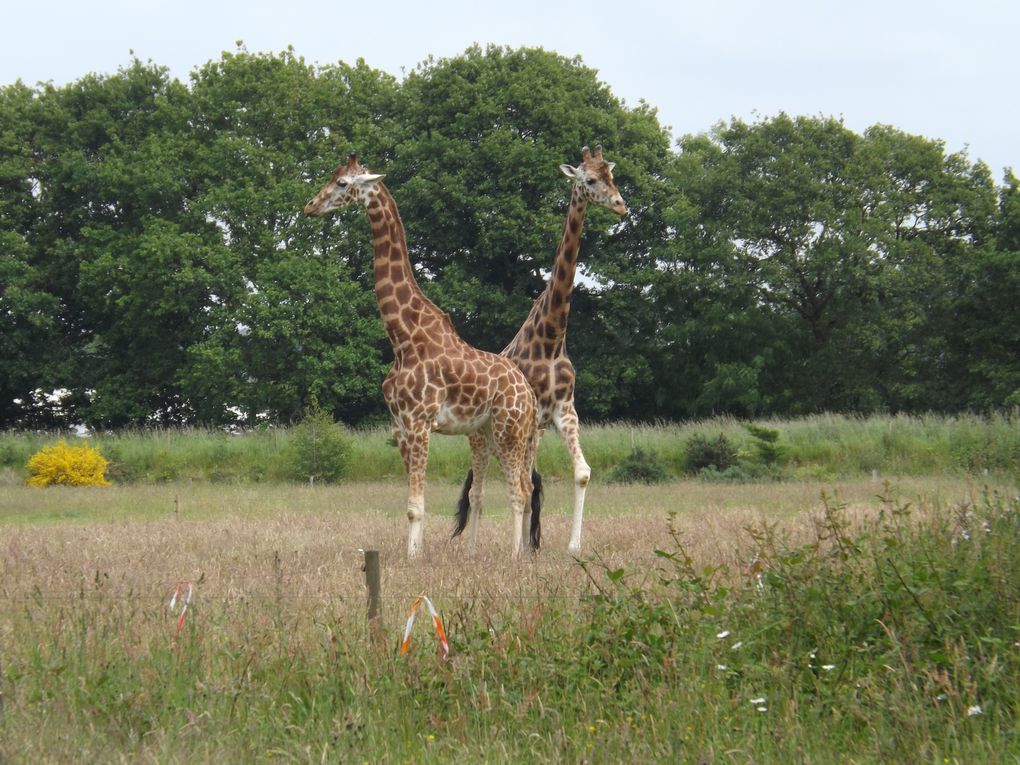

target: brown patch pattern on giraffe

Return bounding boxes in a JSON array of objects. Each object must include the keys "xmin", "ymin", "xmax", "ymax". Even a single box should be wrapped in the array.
[
  {"xmin": 304, "ymin": 153, "xmax": 540, "ymax": 559},
  {"xmin": 462, "ymin": 145, "xmax": 627, "ymax": 554}
]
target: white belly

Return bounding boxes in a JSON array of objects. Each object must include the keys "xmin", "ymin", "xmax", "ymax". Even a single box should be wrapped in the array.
[{"xmin": 433, "ymin": 402, "xmax": 489, "ymax": 435}]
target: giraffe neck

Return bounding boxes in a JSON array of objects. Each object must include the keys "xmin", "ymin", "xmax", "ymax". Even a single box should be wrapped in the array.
[
  {"xmin": 364, "ymin": 184, "xmax": 439, "ymax": 352},
  {"xmin": 539, "ymin": 185, "xmax": 588, "ymax": 343}
]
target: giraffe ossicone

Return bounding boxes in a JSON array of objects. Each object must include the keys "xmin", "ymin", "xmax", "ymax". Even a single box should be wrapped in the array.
[
  {"xmin": 454, "ymin": 144, "xmax": 627, "ymax": 554},
  {"xmin": 304, "ymin": 153, "xmax": 541, "ymax": 560}
]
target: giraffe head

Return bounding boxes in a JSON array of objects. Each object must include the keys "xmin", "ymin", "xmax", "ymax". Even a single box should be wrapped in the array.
[
  {"xmin": 559, "ymin": 145, "xmax": 627, "ymax": 216},
  {"xmin": 303, "ymin": 152, "xmax": 385, "ymax": 216}
]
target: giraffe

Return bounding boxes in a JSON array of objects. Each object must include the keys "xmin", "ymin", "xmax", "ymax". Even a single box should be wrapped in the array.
[
  {"xmin": 303, "ymin": 153, "xmax": 540, "ymax": 559},
  {"xmin": 453, "ymin": 145, "xmax": 627, "ymax": 554}
]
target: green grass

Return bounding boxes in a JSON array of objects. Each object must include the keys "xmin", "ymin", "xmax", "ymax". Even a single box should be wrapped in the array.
[
  {"xmin": 2, "ymin": 480, "xmax": 1018, "ymax": 762},
  {"xmin": 3, "ymin": 413, "xmax": 1019, "ymax": 486}
]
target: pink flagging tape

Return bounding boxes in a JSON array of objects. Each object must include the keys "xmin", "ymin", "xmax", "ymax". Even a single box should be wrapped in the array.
[
  {"xmin": 167, "ymin": 580, "xmax": 193, "ymax": 635},
  {"xmin": 400, "ymin": 594, "xmax": 449, "ymax": 661}
]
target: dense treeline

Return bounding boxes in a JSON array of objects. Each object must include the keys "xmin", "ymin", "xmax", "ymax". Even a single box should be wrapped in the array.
[{"xmin": 1, "ymin": 45, "xmax": 1017, "ymax": 428}]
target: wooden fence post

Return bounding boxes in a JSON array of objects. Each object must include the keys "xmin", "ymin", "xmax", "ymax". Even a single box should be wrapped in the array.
[{"xmin": 364, "ymin": 550, "xmax": 382, "ymax": 641}]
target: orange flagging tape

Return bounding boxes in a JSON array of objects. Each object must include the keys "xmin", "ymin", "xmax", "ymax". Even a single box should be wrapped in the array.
[
  {"xmin": 167, "ymin": 580, "xmax": 192, "ymax": 635},
  {"xmin": 400, "ymin": 594, "xmax": 449, "ymax": 660}
]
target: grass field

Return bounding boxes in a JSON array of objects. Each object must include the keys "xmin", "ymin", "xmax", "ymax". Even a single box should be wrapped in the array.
[
  {"xmin": 3, "ymin": 469, "xmax": 1020, "ymax": 762},
  {"xmin": 3, "ymin": 413, "xmax": 1019, "ymax": 485}
]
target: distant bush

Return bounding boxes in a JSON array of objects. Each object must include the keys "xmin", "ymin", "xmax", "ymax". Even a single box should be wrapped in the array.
[
  {"xmin": 25, "ymin": 440, "xmax": 111, "ymax": 487},
  {"xmin": 284, "ymin": 406, "xmax": 352, "ymax": 484},
  {"xmin": 742, "ymin": 422, "xmax": 785, "ymax": 466},
  {"xmin": 697, "ymin": 464, "xmax": 760, "ymax": 483},
  {"xmin": 682, "ymin": 433, "xmax": 739, "ymax": 474},
  {"xmin": 607, "ymin": 446, "xmax": 672, "ymax": 484}
]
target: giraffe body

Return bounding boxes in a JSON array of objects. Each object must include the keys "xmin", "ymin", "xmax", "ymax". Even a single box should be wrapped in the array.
[
  {"xmin": 456, "ymin": 146, "xmax": 626, "ymax": 554},
  {"xmin": 305, "ymin": 154, "xmax": 539, "ymax": 559}
]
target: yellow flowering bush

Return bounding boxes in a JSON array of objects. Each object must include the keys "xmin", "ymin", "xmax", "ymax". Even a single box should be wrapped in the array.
[{"xmin": 25, "ymin": 439, "xmax": 111, "ymax": 487}]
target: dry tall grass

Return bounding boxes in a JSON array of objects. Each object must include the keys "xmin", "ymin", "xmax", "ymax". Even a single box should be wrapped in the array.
[{"xmin": 1, "ymin": 476, "xmax": 989, "ymax": 634}]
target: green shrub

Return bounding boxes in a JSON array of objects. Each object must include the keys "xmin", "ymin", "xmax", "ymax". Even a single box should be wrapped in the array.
[
  {"xmin": 682, "ymin": 432, "xmax": 739, "ymax": 474},
  {"xmin": 284, "ymin": 405, "xmax": 352, "ymax": 484},
  {"xmin": 742, "ymin": 422, "xmax": 785, "ymax": 466},
  {"xmin": 606, "ymin": 446, "xmax": 672, "ymax": 484}
]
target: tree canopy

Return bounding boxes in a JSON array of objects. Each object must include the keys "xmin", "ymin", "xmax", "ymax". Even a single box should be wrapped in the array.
[{"xmin": 1, "ymin": 45, "xmax": 1015, "ymax": 428}]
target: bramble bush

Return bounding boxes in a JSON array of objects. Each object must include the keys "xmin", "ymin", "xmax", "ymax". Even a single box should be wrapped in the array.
[
  {"xmin": 682, "ymin": 432, "xmax": 740, "ymax": 474},
  {"xmin": 25, "ymin": 440, "xmax": 111, "ymax": 487},
  {"xmin": 573, "ymin": 486, "xmax": 1020, "ymax": 759},
  {"xmin": 606, "ymin": 446, "xmax": 673, "ymax": 484}
]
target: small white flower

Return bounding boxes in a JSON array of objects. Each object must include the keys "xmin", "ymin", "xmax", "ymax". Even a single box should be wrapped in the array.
[
  {"xmin": 822, "ymin": 664, "xmax": 836, "ymax": 671},
  {"xmin": 730, "ymin": 641, "xmax": 744, "ymax": 651},
  {"xmin": 968, "ymin": 705, "xmax": 983, "ymax": 717},
  {"xmin": 716, "ymin": 664, "xmax": 727, "ymax": 671},
  {"xmin": 757, "ymin": 706, "xmax": 768, "ymax": 713},
  {"xmin": 749, "ymin": 697, "xmax": 767, "ymax": 705},
  {"xmin": 716, "ymin": 630, "xmax": 731, "ymax": 639}
]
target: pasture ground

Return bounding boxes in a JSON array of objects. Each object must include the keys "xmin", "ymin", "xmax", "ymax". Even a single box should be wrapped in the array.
[{"xmin": 2, "ymin": 475, "xmax": 1019, "ymax": 763}]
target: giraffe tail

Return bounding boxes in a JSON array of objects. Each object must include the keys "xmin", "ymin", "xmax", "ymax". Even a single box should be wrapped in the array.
[
  {"xmin": 452, "ymin": 469, "xmax": 473, "ymax": 539},
  {"xmin": 529, "ymin": 468, "xmax": 543, "ymax": 550}
]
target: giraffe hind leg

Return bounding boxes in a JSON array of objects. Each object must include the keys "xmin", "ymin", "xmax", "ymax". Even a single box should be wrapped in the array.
[
  {"xmin": 453, "ymin": 469, "xmax": 473, "ymax": 538},
  {"xmin": 492, "ymin": 422, "xmax": 539, "ymax": 559},
  {"xmin": 529, "ymin": 467, "xmax": 543, "ymax": 550},
  {"xmin": 527, "ymin": 427, "xmax": 546, "ymax": 550},
  {"xmin": 453, "ymin": 429, "xmax": 491, "ymax": 551}
]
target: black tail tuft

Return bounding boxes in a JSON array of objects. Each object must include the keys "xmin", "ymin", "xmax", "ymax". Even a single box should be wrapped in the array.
[
  {"xmin": 452, "ymin": 469, "xmax": 473, "ymax": 538},
  {"xmin": 529, "ymin": 468, "xmax": 543, "ymax": 550}
]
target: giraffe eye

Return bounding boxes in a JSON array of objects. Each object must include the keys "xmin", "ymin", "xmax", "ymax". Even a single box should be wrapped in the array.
[
  {"xmin": 586, "ymin": 178, "xmax": 596, "ymax": 186},
  {"xmin": 337, "ymin": 180, "xmax": 349, "ymax": 188}
]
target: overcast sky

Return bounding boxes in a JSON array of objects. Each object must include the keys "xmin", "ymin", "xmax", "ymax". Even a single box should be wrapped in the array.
[{"xmin": 2, "ymin": 0, "xmax": 1016, "ymax": 177}]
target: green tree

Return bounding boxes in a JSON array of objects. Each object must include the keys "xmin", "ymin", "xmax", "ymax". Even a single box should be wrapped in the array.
[
  {"xmin": 0, "ymin": 82, "xmax": 63, "ymax": 426},
  {"xmin": 642, "ymin": 133, "xmax": 778, "ymax": 418},
  {"xmin": 663, "ymin": 115, "xmax": 999, "ymax": 415},
  {"xmin": 945, "ymin": 171, "xmax": 1020, "ymax": 408},
  {"xmin": 855, "ymin": 125, "xmax": 998, "ymax": 410},
  {"xmin": 388, "ymin": 45, "xmax": 674, "ymax": 418},
  {"xmin": 7, "ymin": 61, "xmax": 209, "ymax": 427},
  {"xmin": 180, "ymin": 48, "xmax": 397, "ymax": 425},
  {"xmin": 2, "ymin": 46, "xmax": 1016, "ymax": 427}
]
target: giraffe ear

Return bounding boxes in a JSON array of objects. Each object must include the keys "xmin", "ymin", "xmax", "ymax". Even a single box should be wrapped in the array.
[
  {"xmin": 357, "ymin": 173, "xmax": 385, "ymax": 183},
  {"xmin": 606, "ymin": 161, "xmax": 616, "ymax": 172},
  {"xmin": 560, "ymin": 164, "xmax": 581, "ymax": 180}
]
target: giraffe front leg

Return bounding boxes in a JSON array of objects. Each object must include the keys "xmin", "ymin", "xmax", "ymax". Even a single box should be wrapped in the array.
[
  {"xmin": 553, "ymin": 401, "xmax": 590, "ymax": 554},
  {"xmin": 396, "ymin": 422, "xmax": 431, "ymax": 560}
]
